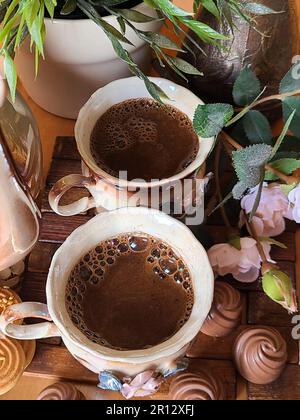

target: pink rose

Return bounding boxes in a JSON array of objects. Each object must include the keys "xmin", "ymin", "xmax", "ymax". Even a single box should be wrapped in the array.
[
  {"xmin": 286, "ymin": 184, "xmax": 300, "ymax": 223},
  {"xmin": 208, "ymin": 238, "xmax": 273, "ymax": 283},
  {"xmin": 240, "ymin": 183, "xmax": 289, "ymax": 237}
]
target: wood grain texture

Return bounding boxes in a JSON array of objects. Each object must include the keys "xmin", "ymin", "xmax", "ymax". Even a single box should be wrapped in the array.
[
  {"xmin": 248, "ymin": 292, "xmax": 296, "ymax": 327},
  {"xmin": 248, "ymin": 365, "xmax": 300, "ymax": 400},
  {"xmin": 40, "ymin": 213, "xmax": 91, "ymax": 243}
]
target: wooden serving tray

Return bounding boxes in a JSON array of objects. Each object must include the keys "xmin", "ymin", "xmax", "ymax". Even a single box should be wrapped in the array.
[{"xmin": 21, "ymin": 137, "xmax": 300, "ymax": 400}]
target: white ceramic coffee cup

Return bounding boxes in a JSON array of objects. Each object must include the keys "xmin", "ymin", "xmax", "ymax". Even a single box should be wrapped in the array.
[
  {"xmin": 49, "ymin": 77, "xmax": 215, "ymax": 217},
  {"xmin": 0, "ymin": 207, "xmax": 214, "ymax": 378}
]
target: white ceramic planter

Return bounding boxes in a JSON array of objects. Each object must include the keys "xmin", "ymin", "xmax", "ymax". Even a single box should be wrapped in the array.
[{"xmin": 15, "ymin": 4, "xmax": 162, "ymax": 119}]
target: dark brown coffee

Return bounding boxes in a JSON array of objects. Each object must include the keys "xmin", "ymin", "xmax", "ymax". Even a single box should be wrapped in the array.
[
  {"xmin": 66, "ymin": 233, "xmax": 194, "ymax": 351},
  {"xmin": 90, "ymin": 98, "xmax": 199, "ymax": 182}
]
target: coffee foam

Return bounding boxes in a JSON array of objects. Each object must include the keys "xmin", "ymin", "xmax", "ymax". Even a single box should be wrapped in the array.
[
  {"xmin": 65, "ymin": 233, "xmax": 194, "ymax": 350},
  {"xmin": 90, "ymin": 98, "xmax": 199, "ymax": 180}
]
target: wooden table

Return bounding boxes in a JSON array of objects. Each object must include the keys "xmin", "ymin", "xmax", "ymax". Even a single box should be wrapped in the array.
[{"xmin": 1, "ymin": 0, "xmax": 300, "ymax": 401}]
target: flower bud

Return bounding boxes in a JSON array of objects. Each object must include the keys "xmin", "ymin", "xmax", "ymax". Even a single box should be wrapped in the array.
[{"xmin": 262, "ymin": 269, "xmax": 298, "ymax": 314}]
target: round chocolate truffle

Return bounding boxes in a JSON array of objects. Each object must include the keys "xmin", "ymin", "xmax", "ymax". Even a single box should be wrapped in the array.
[
  {"xmin": 169, "ymin": 370, "xmax": 225, "ymax": 400},
  {"xmin": 201, "ymin": 282, "xmax": 243, "ymax": 337},
  {"xmin": 233, "ymin": 327, "xmax": 287, "ymax": 385},
  {"xmin": 37, "ymin": 382, "xmax": 86, "ymax": 400}
]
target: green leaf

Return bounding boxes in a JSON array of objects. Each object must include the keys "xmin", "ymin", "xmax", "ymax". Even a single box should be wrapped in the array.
[
  {"xmin": 280, "ymin": 183, "xmax": 297, "ymax": 196},
  {"xmin": 103, "ymin": 30, "xmax": 168, "ymax": 103},
  {"xmin": 249, "ymin": 178, "xmax": 264, "ymax": 222},
  {"xmin": 61, "ymin": 0, "xmax": 76, "ymax": 15},
  {"xmin": 232, "ymin": 181, "xmax": 248, "ymax": 200},
  {"xmin": 200, "ymin": 0, "xmax": 220, "ymax": 18},
  {"xmin": 181, "ymin": 18, "xmax": 228, "ymax": 41},
  {"xmin": 259, "ymin": 237, "xmax": 288, "ymax": 249},
  {"xmin": 24, "ymin": 0, "xmax": 40, "ymax": 29},
  {"xmin": 228, "ymin": 235, "xmax": 241, "ymax": 251},
  {"xmin": 269, "ymin": 111, "xmax": 296, "ymax": 160},
  {"xmin": 193, "ymin": 103, "xmax": 234, "ymax": 138},
  {"xmin": 232, "ymin": 144, "xmax": 273, "ymax": 189},
  {"xmin": 280, "ymin": 64, "xmax": 300, "ymax": 94},
  {"xmin": 139, "ymin": 32, "xmax": 184, "ymax": 51},
  {"xmin": 117, "ymin": 16, "xmax": 126, "ymax": 34},
  {"xmin": 232, "ymin": 66, "xmax": 261, "ymax": 106},
  {"xmin": 168, "ymin": 56, "xmax": 202, "ymax": 75},
  {"xmin": 209, "ymin": 191, "xmax": 233, "ymax": 216},
  {"xmin": 151, "ymin": 0, "xmax": 192, "ymax": 17},
  {"xmin": 282, "ymin": 96, "xmax": 300, "ymax": 138},
  {"xmin": 3, "ymin": 51, "xmax": 17, "ymax": 101},
  {"xmin": 77, "ymin": 0, "xmax": 133, "ymax": 45},
  {"xmin": 242, "ymin": 110, "xmax": 273, "ymax": 144},
  {"xmin": 242, "ymin": 2, "xmax": 282, "ymax": 15},
  {"xmin": 265, "ymin": 158, "xmax": 300, "ymax": 181},
  {"xmin": 114, "ymin": 8, "xmax": 159, "ymax": 23}
]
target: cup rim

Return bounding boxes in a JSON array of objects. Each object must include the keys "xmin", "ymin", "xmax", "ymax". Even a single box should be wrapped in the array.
[
  {"xmin": 47, "ymin": 207, "xmax": 214, "ymax": 365},
  {"xmin": 75, "ymin": 77, "xmax": 215, "ymax": 189}
]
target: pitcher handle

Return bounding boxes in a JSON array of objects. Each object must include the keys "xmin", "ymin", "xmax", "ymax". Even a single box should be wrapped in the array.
[
  {"xmin": 49, "ymin": 174, "xmax": 96, "ymax": 216},
  {"xmin": 0, "ymin": 302, "xmax": 61, "ymax": 340}
]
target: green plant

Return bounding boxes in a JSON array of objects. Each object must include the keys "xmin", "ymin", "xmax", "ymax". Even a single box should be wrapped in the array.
[
  {"xmin": 0, "ymin": 0, "xmax": 276, "ymax": 100},
  {"xmin": 195, "ymin": 63, "xmax": 300, "ymax": 313}
]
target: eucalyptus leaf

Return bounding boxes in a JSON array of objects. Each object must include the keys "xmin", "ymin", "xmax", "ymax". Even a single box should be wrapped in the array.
[
  {"xmin": 232, "ymin": 144, "xmax": 273, "ymax": 189},
  {"xmin": 193, "ymin": 103, "xmax": 234, "ymax": 138},
  {"xmin": 232, "ymin": 181, "xmax": 248, "ymax": 200},
  {"xmin": 232, "ymin": 66, "xmax": 261, "ymax": 106},
  {"xmin": 242, "ymin": 110, "xmax": 273, "ymax": 144}
]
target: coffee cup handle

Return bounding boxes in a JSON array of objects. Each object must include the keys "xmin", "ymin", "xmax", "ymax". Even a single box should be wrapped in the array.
[
  {"xmin": 49, "ymin": 174, "xmax": 97, "ymax": 216},
  {"xmin": 0, "ymin": 302, "xmax": 61, "ymax": 340}
]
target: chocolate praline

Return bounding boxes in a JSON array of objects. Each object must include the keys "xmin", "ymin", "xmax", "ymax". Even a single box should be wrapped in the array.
[
  {"xmin": 169, "ymin": 370, "xmax": 225, "ymax": 400},
  {"xmin": 233, "ymin": 327, "xmax": 287, "ymax": 385},
  {"xmin": 37, "ymin": 382, "xmax": 86, "ymax": 400},
  {"xmin": 201, "ymin": 282, "xmax": 243, "ymax": 338}
]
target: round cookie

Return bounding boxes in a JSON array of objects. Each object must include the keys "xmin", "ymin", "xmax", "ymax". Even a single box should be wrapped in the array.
[
  {"xmin": 37, "ymin": 382, "xmax": 86, "ymax": 400},
  {"xmin": 21, "ymin": 340, "xmax": 36, "ymax": 369},
  {"xmin": 0, "ymin": 337, "xmax": 26, "ymax": 396},
  {"xmin": 233, "ymin": 327, "xmax": 287, "ymax": 385},
  {"xmin": 0, "ymin": 287, "xmax": 22, "ymax": 325},
  {"xmin": 169, "ymin": 370, "xmax": 225, "ymax": 400},
  {"xmin": 201, "ymin": 282, "xmax": 243, "ymax": 337}
]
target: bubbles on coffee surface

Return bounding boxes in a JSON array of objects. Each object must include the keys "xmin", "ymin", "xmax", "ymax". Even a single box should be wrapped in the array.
[
  {"xmin": 90, "ymin": 98, "xmax": 199, "ymax": 181},
  {"xmin": 65, "ymin": 233, "xmax": 194, "ymax": 350}
]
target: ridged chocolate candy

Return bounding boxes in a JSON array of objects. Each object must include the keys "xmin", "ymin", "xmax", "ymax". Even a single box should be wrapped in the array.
[
  {"xmin": 37, "ymin": 382, "xmax": 86, "ymax": 400},
  {"xmin": 201, "ymin": 282, "xmax": 243, "ymax": 337},
  {"xmin": 0, "ymin": 337, "xmax": 25, "ymax": 396},
  {"xmin": 233, "ymin": 327, "xmax": 287, "ymax": 385},
  {"xmin": 169, "ymin": 370, "xmax": 225, "ymax": 400}
]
